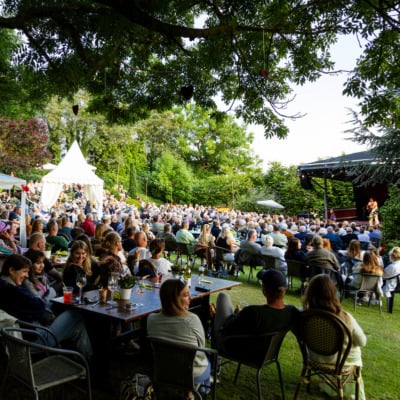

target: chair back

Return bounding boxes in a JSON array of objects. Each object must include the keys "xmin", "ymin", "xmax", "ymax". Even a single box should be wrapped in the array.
[
  {"xmin": 359, "ymin": 273, "xmax": 382, "ymax": 291},
  {"xmin": 176, "ymin": 242, "xmax": 194, "ymax": 256},
  {"xmin": 149, "ymin": 336, "xmax": 196, "ymax": 392},
  {"xmin": 220, "ymin": 330, "xmax": 288, "ymax": 369},
  {"xmin": 286, "ymin": 259, "xmax": 305, "ymax": 279},
  {"xmin": 148, "ymin": 336, "xmax": 217, "ymax": 399},
  {"xmin": 296, "ymin": 309, "xmax": 352, "ymax": 375},
  {"xmin": 262, "ymin": 254, "xmax": 278, "ymax": 269},
  {"xmin": 1, "ymin": 327, "xmax": 44, "ymax": 388}
]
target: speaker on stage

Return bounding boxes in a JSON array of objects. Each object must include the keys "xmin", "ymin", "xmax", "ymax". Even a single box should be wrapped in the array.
[{"xmin": 300, "ymin": 173, "xmax": 313, "ymax": 190}]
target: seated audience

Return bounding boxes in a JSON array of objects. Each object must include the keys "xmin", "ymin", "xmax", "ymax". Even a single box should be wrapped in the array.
[
  {"xmin": 23, "ymin": 249, "xmax": 57, "ymax": 301},
  {"xmin": 382, "ymin": 246, "xmax": 400, "ymax": 298},
  {"xmin": 63, "ymin": 240, "xmax": 100, "ymax": 294},
  {"xmin": 212, "ymin": 269, "xmax": 299, "ymax": 359},
  {"xmin": 261, "ymin": 235, "xmax": 287, "ymax": 272},
  {"xmin": 46, "ymin": 219, "xmax": 69, "ymax": 253},
  {"xmin": 301, "ymin": 274, "xmax": 366, "ymax": 399},
  {"xmin": 147, "ymin": 279, "xmax": 211, "ymax": 399},
  {"xmin": 0, "ymin": 254, "xmax": 93, "ymax": 359}
]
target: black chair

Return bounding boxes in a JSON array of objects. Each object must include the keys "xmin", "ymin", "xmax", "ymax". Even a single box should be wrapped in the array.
[
  {"xmin": 0, "ymin": 326, "xmax": 92, "ymax": 400},
  {"xmin": 213, "ymin": 246, "xmax": 232, "ymax": 278},
  {"xmin": 286, "ymin": 259, "xmax": 307, "ymax": 293},
  {"xmin": 218, "ymin": 330, "xmax": 288, "ymax": 400},
  {"xmin": 148, "ymin": 335, "xmax": 218, "ymax": 400},
  {"xmin": 235, "ymin": 249, "xmax": 263, "ymax": 282},
  {"xmin": 383, "ymin": 273, "xmax": 400, "ymax": 313},
  {"xmin": 294, "ymin": 310, "xmax": 361, "ymax": 400},
  {"xmin": 175, "ymin": 242, "xmax": 198, "ymax": 268},
  {"xmin": 262, "ymin": 254, "xmax": 279, "ymax": 270}
]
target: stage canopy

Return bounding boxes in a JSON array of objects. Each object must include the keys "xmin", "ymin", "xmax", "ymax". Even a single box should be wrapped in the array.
[{"xmin": 40, "ymin": 141, "xmax": 103, "ymax": 219}]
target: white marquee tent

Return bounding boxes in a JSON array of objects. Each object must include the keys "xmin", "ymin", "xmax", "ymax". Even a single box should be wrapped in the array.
[
  {"xmin": 40, "ymin": 141, "xmax": 104, "ymax": 219},
  {"xmin": 0, "ymin": 173, "xmax": 27, "ymax": 247}
]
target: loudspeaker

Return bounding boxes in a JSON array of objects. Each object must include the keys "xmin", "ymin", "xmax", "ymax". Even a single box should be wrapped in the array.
[{"xmin": 300, "ymin": 174, "xmax": 313, "ymax": 190}]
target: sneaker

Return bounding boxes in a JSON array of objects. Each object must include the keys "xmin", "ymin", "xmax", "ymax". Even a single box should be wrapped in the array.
[
  {"xmin": 362, "ymin": 296, "xmax": 370, "ymax": 303},
  {"xmin": 370, "ymin": 299, "xmax": 379, "ymax": 305}
]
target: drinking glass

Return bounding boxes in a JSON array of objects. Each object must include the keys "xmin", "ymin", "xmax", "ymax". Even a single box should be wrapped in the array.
[
  {"xmin": 76, "ymin": 274, "xmax": 87, "ymax": 304},
  {"xmin": 107, "ymin": 273, "xmax": 119, "ymax": 305}
]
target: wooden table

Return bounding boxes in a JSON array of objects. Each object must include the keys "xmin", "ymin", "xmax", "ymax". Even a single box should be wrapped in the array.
[
  {"xmin": 52, "ymin": 274, "xmax": 241, "ymax": 383},
  {"xmin": 51, "ymin": 274, "xmax": 241, "ymax": 323}
]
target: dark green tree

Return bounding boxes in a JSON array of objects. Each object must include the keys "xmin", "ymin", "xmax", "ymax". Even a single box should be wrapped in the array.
[{"xmin": 4, "ymin": 1, "xmax": 399, "ymax": 137}]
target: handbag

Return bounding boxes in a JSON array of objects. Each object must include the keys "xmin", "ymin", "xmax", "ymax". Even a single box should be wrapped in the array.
[{"xmin": 120, "ymin": 373, "xmax": 153, "ymax": 400}]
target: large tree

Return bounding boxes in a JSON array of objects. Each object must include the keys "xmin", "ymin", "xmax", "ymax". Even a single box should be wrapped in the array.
[{"xmin": 2, "ymin": 1, "xmax": 399, "ymax": 137}]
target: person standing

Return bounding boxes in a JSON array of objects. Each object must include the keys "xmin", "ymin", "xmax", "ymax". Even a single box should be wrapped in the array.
[{"xmin": 366, "ymin": 197, "xmax": 379, "ymax": 227}]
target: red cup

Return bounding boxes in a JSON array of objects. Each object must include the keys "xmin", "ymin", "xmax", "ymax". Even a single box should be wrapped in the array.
[{"xmin": 63, "ymin": 286, "xmax": 73, "ymax": 304}]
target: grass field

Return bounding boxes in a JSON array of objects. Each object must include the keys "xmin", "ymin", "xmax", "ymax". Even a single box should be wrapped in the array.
[{"xmin": 2, "ymin": 266, "xmax": 400, "ymax": 400}]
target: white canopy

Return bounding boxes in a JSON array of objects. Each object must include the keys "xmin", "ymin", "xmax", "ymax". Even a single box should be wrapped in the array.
[
  {"xmin": 0, "ymin": 173, "xmax": 27, "ymax": 247},
  {"xmin": 0, "ymin": 173, "xmax": 26, "ymax": 190},
  {"xmin": 40, "ymin": 141, "xmax": 103, "ymax": 219},
  {"xmin": 256, "ymin": 199, "xmax": 285, "ymax": 209}
]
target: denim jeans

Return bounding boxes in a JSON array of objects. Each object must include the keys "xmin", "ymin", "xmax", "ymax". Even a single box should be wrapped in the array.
[{"xmin": 34, "ymin": 309, "xmax": 93, "ymax": 359}]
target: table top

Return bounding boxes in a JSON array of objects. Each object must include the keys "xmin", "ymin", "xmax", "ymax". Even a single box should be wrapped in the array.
[{"xmin": 51, "ymin": 274, "xmax": 241, "ymax": 323}]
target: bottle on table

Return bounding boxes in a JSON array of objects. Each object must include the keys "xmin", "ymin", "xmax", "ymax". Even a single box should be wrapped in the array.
[{"xmin": 184, "ymin": 264, "xmax": 192, "ymax": 287}]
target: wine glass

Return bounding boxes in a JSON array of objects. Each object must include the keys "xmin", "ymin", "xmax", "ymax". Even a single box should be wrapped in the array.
[
  {"xmin": 76, "ymin": 274, "xmax": 87, "ymax": 304},
  {"xmin": 107, "ymin": 273, "xmax": 119, "ymax": 305}
]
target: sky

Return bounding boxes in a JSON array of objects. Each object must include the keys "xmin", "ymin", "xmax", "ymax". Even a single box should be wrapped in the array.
[{"xmin": 249, "ymin": 35, "xmax": 368, "ymax": 169}]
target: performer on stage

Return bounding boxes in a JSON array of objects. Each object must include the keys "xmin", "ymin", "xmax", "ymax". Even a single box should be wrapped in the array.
[{"xmin": 366, "ymin": 197, "xmax": 379, "ymax": 227}]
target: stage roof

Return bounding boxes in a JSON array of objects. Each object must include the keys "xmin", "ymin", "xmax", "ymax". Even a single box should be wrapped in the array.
[{"xmin": 297, "ymin": 150, "xmax": 376, "ymax": 181}]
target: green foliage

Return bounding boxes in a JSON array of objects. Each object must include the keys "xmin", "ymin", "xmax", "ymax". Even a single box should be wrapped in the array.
[
  {"xmin": 378, "ymin": 185, "xmax": 400, "ymax": 248},
  {"xmin": 3, "ymin": 0, "xmax": 390, "ymax": 138},
  {"xmin": 151, "ymin": 151, "xmax": 193, "ymax": 203}
]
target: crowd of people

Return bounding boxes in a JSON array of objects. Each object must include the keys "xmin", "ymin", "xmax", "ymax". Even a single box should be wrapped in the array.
[{"xmin": 0, "ymin": 185, "xmax": 398, "ymax": 399}]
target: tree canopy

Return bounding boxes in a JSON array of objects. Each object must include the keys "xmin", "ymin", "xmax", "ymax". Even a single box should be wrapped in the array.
[{"xmin": 2, "ymin": 1, "xmax": 400, "ymax": 138}]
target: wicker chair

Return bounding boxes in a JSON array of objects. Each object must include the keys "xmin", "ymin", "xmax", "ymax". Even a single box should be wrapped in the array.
[
  {"xmin": 294, "ymin": 309, "xmax": 361, "ymax": 400},
  {"xmin": 218, "ymin": 330, "xmax": 288, "ymax": 400},
  {"xmin": 0, "ymin": 326, "xmax": 92, "ymax": 400},
  {"xmin": 148, "ymin": 335, "xmax": 218, "ymax": 400}
]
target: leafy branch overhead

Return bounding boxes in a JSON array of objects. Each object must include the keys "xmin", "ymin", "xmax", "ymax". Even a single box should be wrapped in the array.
[{"xmin": 2, "ymin": 1, "xmax": 400, "ymax": 137}]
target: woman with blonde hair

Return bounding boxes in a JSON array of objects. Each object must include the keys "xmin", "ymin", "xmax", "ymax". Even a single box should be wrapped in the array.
[
  {"xmin": 63, "ymin": 240, "xmax": 98, "ymax": 294},
  {"xmin": 98, "ymin": 231, "xmax": 130, "ymax": 276},
  {"xmin": 195, "ymin": 223, "xmax": 215, "ymax": 270},
  {"xmin": 302, "ymin": 274, "xmax": 366, "ymax": 399}
]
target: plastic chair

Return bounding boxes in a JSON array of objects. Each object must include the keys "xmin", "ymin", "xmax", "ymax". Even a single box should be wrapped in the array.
[
  {"xmin": 218, "ymin": 330, "xmax": 288, "ymax": 400},
  {"xmin": 0, "ymin": 326, "xmax": 92, "ymax": 400},
  {"xmin": 353, "ymin": 273, "xmax": 383, "ymax": 314},
  {"xmin": 294, "ymin": 309, "xmax": 361, "ymax": 400},
  {"xmin": 383, "ymin": 273, "xmax": 400, "ymax": 313},
  {"xmin": 147, "ymin": 335, "xmax": 218, "ymax": 400}
]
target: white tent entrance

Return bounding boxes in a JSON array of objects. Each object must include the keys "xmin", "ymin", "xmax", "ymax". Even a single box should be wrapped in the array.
[{"xmin": 40, "ymin": 141, "xmax": 103, "ymax": 219}]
